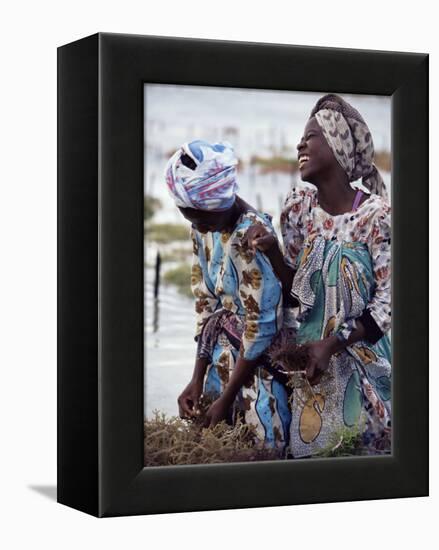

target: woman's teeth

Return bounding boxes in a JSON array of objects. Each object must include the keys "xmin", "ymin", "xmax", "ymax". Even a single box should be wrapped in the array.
[{"xmin": 299, "ymin": 155, "xmax": 309, "ymax": 168}]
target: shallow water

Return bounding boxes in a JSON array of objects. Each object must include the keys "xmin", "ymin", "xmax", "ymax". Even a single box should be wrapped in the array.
[{"xmin": 144, "ymin": 266, "xmax": 196, "ymax": 418}]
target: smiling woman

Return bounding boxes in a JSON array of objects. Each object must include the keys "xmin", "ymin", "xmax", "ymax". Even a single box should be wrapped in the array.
[
  {"xmin": 297, "ymin": 118, "xmax": 339, "ymax": 186},
  {"xmin": 249, "ymin": 94, "xmax": 392, "ymax": 457}
]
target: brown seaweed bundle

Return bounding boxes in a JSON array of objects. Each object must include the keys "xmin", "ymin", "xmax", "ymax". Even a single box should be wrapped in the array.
[
  {"xmin": 144, "ymin": 413, "xmax": 282, "ymax": 466},
  {"xmin": 268, "ymin": 332, "xmax": 311, "ymax": 390},
  {"xmin": 268, "ymin": 333, "xmax": 309, "ymax": 374},
  {"xmin": 267, "ymin": 333, "xmax": 326, "ymax": 408},
  {"xmin": 144, "ymin": 393, "xmax": 282, "ymax": 466}
]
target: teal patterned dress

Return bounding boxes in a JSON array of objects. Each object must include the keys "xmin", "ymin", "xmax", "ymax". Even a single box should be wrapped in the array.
[{"xmin": 281, "ymin": 184, "xmax": 392, "ymax": 457}]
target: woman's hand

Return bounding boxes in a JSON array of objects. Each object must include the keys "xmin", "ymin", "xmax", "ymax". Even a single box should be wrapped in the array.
[
  {"xmin": 244, "ymin": 225, "xmax": 277, "ymax": 254},
  {"xmin": 203, "ymin": 397, "xmax": 230, "ymax": 428},
  {"xmin": 304, "ymin": 337, "xmax": 338, "ymax": 385},
  {"xmin": 244, "ymin": 224, "xmax": 295, "ymax": 297},
  {"xmin": 177, "ymin": 378, "xmax": 203, "ymax": 419}
]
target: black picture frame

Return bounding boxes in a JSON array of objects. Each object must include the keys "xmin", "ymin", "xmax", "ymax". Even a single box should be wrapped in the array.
[{"xmin": 57, "ymin": 32, "xmax": 428, "ymax": 517}]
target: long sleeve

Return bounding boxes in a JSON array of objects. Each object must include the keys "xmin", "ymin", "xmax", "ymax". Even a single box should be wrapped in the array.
[
  {"xmin": 337, "ymin": 205, "xmax": 391, "ymax": 344},
  {"xmin": 364, "ymin": 207, "xmax": 391, "ymax": 337},
  {"xmin": 231, "ymin": 228, "xmax": 283, "ymax": 360},
  {"xmin": 280, "ymin": 186, "xmax": 310, "ymax": 270},
  {"xmin": 190, "ymin": 229, "xmax": 220, "ymax": 339}
]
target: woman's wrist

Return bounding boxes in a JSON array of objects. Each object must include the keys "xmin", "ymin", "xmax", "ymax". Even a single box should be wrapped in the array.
[
  {"xmin": 220, "ymin": 354, "xmax": 259, "ymax": 407},
  {"xmin": 219, "ymin": 387, "xmax": 237, "ymax": 408},
  {"xmin": 265, "ymin": 240, "xmax": 281, "ymax": 260},
  {"xmin": 191, "ymin": 373, "xmax": 204, "ymax": 385},
  {"xmin": 192, "ymin": 357, "xmax": 208, "ymax": 383},
  {"xmin": 326, "ymin": 335, "xmax": 343, "ymax": 354},
  {"xmin": 328, "ymin": 320, "xmax": 367, "ymax": 355}
]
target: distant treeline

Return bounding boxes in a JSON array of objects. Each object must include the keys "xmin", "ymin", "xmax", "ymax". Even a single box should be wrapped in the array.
[
  {"xmin": 162, "ymin": 150, "xmax": 391, "ymax": 175},
  {"xmin": 250, "ymin": 150, "xmax": 391, "ymax": 175}
]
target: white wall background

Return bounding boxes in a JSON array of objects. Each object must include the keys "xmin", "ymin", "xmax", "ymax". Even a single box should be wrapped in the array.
[{"xmin": 0, "ymin": 1, "xmax": 435, "ymax": 547}]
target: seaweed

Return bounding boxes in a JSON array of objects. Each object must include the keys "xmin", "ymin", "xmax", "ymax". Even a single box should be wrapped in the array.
[{"xmin": 144, "ymin": 395, "xmax": 281, "ymax": 466}]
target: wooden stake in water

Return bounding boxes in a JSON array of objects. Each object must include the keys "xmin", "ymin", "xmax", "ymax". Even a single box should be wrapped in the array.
[
  {"xmin": 154, "ymin": 251, "xmax": 161, "ymax": 299},
  {"xmin": 153, "ymin": 251, "xmax": 161, "ymax": 333}
]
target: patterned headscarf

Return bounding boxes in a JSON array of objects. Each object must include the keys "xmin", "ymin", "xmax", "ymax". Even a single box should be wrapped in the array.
[
  {"xmin": 165, "ymin": 140, "xmax": 238, "ymax": 211},
  {"xmin": 310, "ymin": 94, "xmax": 387, "ymax": 200}
]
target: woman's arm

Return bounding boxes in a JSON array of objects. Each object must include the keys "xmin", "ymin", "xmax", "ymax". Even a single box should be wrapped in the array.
[
  {"xmin": 244, "ymin": 225, "xmax": 295, "ymax": 298},
  {"xmin": 178, "ymin": 357, "xmax": 209, "ymax": 418},
  {"xmin": 336, "ymin": 207, "xmax": 391, "ymax": 347},
  {"xmin": 177, "ymin": 230, "xmax": 220, "ymax": 419},
  {"xmin": 265, "ymin": 242, "xmax": 295, "ymax": 298},
  {"xmin": 305, "ymin": 321, "xmax": 367, "ymax": 383},
  {"xmin": 203, "ymin": 354, "xmax": 258, "ymax": 427},
  {"xmin": 204, "ymin": 225, "xmax": 283, "ymax": 426},
  {"xmin": 363, "ymin": 208, "xmax": 391, "ymax": 338}
]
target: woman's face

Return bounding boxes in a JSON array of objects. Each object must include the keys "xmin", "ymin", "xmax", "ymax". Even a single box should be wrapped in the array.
[
  {"xmin": 179, "ymin": 207, "xmax": 230, "ymax": 234},
  {"xmin": 297, "ymin": 117, "xmax": 337, "ymax": 184}
]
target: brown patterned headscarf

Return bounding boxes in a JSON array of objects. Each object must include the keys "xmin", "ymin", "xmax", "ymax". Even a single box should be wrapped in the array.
[{"xmin": 310, "ymin": 94, "xmax": 387, "ymax": 200}]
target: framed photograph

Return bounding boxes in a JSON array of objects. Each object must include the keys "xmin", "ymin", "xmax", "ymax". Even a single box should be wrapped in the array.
[{"xmin": 58, "ymin": 33, "xmax": 428, "ymax": 517}]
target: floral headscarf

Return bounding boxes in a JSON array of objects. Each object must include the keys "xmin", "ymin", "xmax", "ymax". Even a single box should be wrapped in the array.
[{"xmin": 310, "ymin": 94, "xmax": 387, "ymax": 200}]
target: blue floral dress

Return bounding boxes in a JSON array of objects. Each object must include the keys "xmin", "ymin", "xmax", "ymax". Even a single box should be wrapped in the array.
[{"xmin": 191, "ymin": 210, "xmax": 291, "ymax": 448}]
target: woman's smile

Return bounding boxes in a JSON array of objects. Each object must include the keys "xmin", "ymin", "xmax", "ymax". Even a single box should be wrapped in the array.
[{"xmin": 298, "ymin": 153, "xmax": 310, "ymax": 170}]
